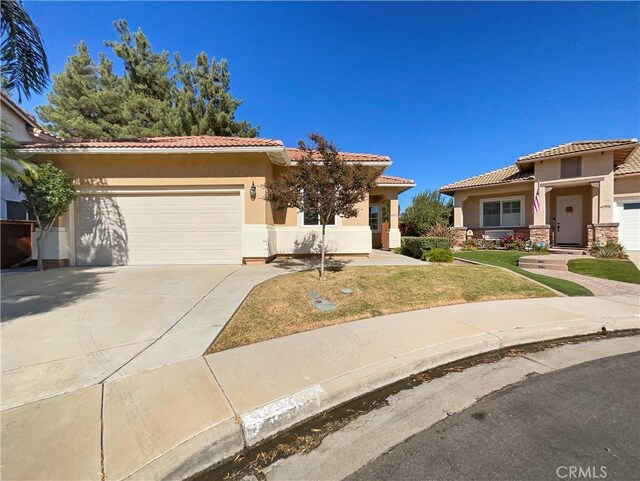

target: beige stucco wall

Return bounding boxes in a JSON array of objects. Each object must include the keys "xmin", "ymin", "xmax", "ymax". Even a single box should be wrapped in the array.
[
  {"xmin": 454, "ymin": 184, "xmax": 534, "ymax": 228},
  {"xmin": 534, "ymin": 152, "xmax": 615, "ymax": 222},
  {"xmin": 614, "ymin": 175, "xmax": 640, "ymax": 196},
  {"xmin": 33, "ymin": 152, "xmax": 274, "ymax": 225}
]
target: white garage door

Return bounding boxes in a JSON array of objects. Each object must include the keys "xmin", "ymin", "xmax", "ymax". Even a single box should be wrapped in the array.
[
  {"xmin": 75, "ymin": 191, "xmax": 242, "ymax": 265},
  {"xmin": 619, "ymin": 201, "xmax": 640, "ymax": 251}
]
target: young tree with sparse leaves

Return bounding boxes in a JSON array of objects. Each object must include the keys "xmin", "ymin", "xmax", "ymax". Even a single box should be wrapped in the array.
[
  {"xmin": 19, "ymin": 162, "xmax": 76, "ymax": 271},
  {"xmin": 265, "ymin": 133, "xmax": 377, "ymax": 279}
]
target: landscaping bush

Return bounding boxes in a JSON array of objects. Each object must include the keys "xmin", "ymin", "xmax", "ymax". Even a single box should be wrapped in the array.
[
  {"xmin": 401, "ymin": 236, "xmax": 452, "ymax": 259},
  {"xmin": 423, "ymin": 248, "xmax": 453, "ymax": 263},
  {"xmin": 589, "ymin": 241, "xmax": 627, "ymax": 259},
  {"xmin": 503, "ymin": 233, "xmax": 528, "ymax": 251},
  {"xmin": 462, "ymin": 239, "xmax": 478, "ymax": 251},
  {"xmin": 425, "ymin": 222, "xmax": 455, "ymax": 240}
]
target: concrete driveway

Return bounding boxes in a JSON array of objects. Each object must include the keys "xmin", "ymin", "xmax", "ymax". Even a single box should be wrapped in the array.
[{"xmin": 1, "ymin": 265, "xmax": 281, "ymax": 410}]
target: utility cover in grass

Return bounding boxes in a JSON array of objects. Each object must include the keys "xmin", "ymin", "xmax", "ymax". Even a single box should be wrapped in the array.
[
  {"xmin": 313, "ymin": 298, "xmax": 337, "ymax": 311},
  {"xmin": 307, "ymin": 291, "xmax": 321, "ymax": 300},
  {"xmin": 340, "ymin": 288, "xmax": 354, "ymax": 295}
]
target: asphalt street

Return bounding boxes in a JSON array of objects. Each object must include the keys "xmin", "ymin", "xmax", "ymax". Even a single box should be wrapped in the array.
[{"xmin": 346, "ymin": 352, "xmax": 640, "ymax": 481}]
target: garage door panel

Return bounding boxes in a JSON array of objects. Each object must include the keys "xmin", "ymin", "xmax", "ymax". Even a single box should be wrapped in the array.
[
  {"xmin": 619, "ymin": 201, "xmax": 640, "ymax": 251},
  {"xmin": 76, "ymin": 192, "xmax": 242, "ymax": 265}
]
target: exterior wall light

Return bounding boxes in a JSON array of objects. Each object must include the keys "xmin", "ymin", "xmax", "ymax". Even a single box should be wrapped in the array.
[{"xmin": 250, "ymin": 182, "xmax": 257, "ymax": 201}]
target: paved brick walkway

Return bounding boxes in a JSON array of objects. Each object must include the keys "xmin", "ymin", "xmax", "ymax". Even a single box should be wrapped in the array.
[{"xmin": 522, "ymin": 268, "xmax": 640, "ymax": 297}]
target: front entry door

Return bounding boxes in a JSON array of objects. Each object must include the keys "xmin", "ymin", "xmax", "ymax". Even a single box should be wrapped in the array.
[{"xmin": 556, "ymin": 195, "xmax": 583, "ymax": 245}]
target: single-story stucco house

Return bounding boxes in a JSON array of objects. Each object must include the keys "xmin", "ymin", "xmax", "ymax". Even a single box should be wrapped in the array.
[
  {"xmin": 439, "ymin": 139, "xmax": 640, "ymax": 251},
  {"xmin": 16, "ymin": 136, "xmax": 415, "ymax": 266}
]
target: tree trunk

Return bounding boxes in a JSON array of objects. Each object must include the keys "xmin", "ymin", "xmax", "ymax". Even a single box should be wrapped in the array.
[
  {"xmin": 36, "ymin": 229, "xmax": 46, "ymax": 271},
  {"xmin": 320, "ymin": 222, "xmax": 326, "ymax": 279}
]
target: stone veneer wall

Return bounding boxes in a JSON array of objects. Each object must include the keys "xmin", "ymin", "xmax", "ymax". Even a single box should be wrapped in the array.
[
  {"xmin": 528, "ymin": 225, "xmax": 551, "ymax": 245},
  {"xmin": 451, "ymin": 227, "xmax": 468, "ymax": 249},
  {"xmin": 586, "ymin": 223, "xmax": 619, "ymax": 245}
]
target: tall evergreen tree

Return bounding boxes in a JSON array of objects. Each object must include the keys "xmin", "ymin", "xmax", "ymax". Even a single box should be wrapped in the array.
[
  {"xmin": 37, "ymin": 20, "xmax": 258, "ymax": 139},
  {"xmin": 36, "ymin": 42, "xmax": 108, "ymax": 139},
  {"xmin": 174, "ymin": 52, "xmax": 258, "ymax": 137}
]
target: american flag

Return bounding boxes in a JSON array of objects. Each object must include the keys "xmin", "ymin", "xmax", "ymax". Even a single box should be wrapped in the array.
[{"xmin": 533, "ymin": 185, "xmax": 541, "ymax": 213}]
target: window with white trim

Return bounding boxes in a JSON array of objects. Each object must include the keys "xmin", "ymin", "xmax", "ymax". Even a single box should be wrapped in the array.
[
  {"xmin": 481, "ymin": 198, "xmax": 523, "ymax": 227},
  {"xmin": 369, "ymin": 205, "xmax": 381, "ymax": 232}
]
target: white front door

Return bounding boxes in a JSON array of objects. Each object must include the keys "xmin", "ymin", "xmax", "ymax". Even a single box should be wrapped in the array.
[{"xmin": 556, "ymin": 195, "xmax": 583, "ymax": 245}]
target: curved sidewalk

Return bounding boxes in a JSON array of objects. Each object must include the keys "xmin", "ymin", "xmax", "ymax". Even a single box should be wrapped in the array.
[{"xmin": 2, "ymin": 295, "xmax": 639, "ymax": 481}]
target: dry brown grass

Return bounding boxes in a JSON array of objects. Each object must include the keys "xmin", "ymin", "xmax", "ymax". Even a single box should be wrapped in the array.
[{"xmin": 207, "ymin": 264, "xmax": 554, "ymax": 353}]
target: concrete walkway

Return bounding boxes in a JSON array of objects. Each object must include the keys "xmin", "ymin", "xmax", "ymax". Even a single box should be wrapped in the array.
[
  {"xmin": 0, "ymin": 250, "xmax": 424, "ymax": 410},
  {"xmin": 521, "ymin": 267, "xmax": 640, "ymax": 296},
  {"xmin": 2, "ymin": 295, "xmax": 638, "ymax": 481}
]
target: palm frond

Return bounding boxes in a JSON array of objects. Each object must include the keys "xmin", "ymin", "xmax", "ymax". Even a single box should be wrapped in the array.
[
  {"xmin": 1, "ymin": 0, "xmax": 49, "ymax": 101},
  {"xmin": 1, "ymin": 121, "xmax": 37, "ymax": 185}
]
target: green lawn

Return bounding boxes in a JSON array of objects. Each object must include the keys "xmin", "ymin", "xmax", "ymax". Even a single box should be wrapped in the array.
[
  {"xmin": 454, "ymin": 251, "xmax": 593, "ymax": 297},
  {"xmin": 568, "ymin": 258, "xmax": 640, "ymax": 284}
]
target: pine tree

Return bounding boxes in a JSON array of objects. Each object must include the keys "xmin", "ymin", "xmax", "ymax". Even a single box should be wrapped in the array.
[
  {"xmin": 174, "ymin": 52, "xmax": 258, "ymax": 137},
  {"xmin": 37, "ymin": 20, "xmax": 258, "ymax": 139},
  {"xmin": 36, "ymin": 42, "xmax": 107, "ymax": 139}
]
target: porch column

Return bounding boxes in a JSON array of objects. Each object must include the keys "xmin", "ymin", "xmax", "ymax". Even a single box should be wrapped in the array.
[
  {"xmin": 591, "ymin": 182, "xmax": 600, "ymax": 224},
  {"xmin": 532, "ymin": 185, "xmax": 546, "ymax": 226},
  {"xmin": 388, "ymin": 197, "xmax": 401, "ymax": 248},
  {"xmin": 453, "ymin": 193, "xmax": 467, "ymax": 228},
  {"xmin": 529, "ymin": 184, "xmax": 550, "ymax": 246}
]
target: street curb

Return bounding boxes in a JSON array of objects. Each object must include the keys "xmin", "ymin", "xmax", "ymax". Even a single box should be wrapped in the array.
[{"xmin": 137, "ymin": 315, "xmax": 639, "ymax": 481}]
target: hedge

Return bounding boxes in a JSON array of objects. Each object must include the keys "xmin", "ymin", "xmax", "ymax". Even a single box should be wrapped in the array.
[
  {"xmin": 401, "ymin": 236, "xmax": 452, "ymax": 259},
  {"xmin": 423, "ymin": 248, "xmax": 454, "ymax": 263}
]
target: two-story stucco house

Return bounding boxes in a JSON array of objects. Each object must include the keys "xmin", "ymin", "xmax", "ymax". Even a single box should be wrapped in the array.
[
  {"xmin": 16, "ymin": 136, "xmax": 414, "ymax": 266},
  {"xmin": 1, "ymin": 92, "xmax": 59, "ymax": 219},
  {"xmin": 440, "ymin": 139, "xmax": 640, "ymax": 252}
]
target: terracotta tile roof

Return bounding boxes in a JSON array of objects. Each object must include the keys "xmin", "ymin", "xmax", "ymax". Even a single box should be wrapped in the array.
[
  {"xmin": 440, "ymin": 165, "xmax": 534, "ymax": 192},
  {"xmin": 376, "ymin": 174, "xmax": 415, "ymax": 185},
  {"xmin": 286, "ymin": 148, "xmax": 390, "ymax": 163},
  {"xmin": 615, "ymin": 146, "xmax": 640, "ymax": 176},
  {"xmin": 21, "ymin": 135, "xmax": 284, "ymax": 149},
  {"xmin": 517, "ymin": 139, "xmax": 638, "ymax": 162}
]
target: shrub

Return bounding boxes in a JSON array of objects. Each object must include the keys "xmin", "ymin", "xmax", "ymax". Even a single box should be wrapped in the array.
[
  {"xmin": 462, "ymin": 239, "xmax": 478, "ymax": 251},
  {"xmin": 401, "ymin": 236, "xmax": 453, "ymax": 259},
  {"xmin": 589, "ymin": 241, "xmax": 627, "ymax": 259},
  {"xmin": 425, "ymin": 222, "xmax": 454, "ymax": 240},
  {"xmin": 423, "ymin": 248, "xmax": 453, "ymax": 263},
  {"xmin": 503, "ymin": 233, "xmax": 528, "ymax": 251},
  {"xmin": 532, "ymin": 242, "xmax": 549, "ymax": 253}
]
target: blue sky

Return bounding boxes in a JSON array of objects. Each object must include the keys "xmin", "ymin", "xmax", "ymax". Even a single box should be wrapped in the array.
[{"xmin": 20, "ymin": 1, "xmax": 640, "ymax": 207}]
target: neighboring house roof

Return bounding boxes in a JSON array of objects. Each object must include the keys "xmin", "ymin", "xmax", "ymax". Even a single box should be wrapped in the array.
[
  {"xmin": 286, "ymin": 148, "xmax": 391, "ymax": 164},
  {"xmin": 615, "ymin": 146, "xmax": 640, "ymax": 176},
  {"xmin": 376, "ymin": 174, "xmax": 415, "ymax": 186},
  {"xmin": 439, "ymin": 165, "xmax": 535, "ymax": 193},
  {"xmin": 1, "ymin": 92, "xmax": 60, "ymax": 143},
  {"xmin": 22, "ymin": 135, "xmax": 284, "ymax": 149},
  {"xmin": 517, "ymin": 139, "xmax": 638, "ymax": 163}
]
